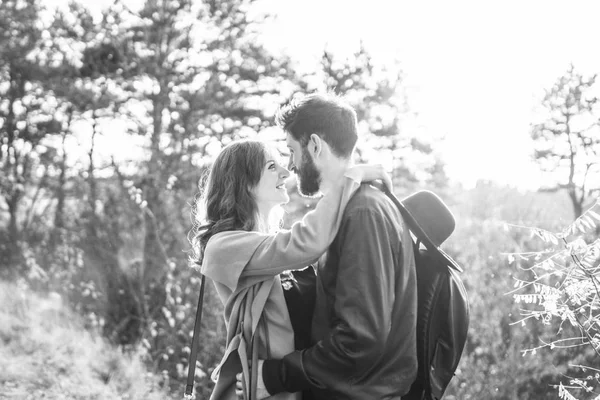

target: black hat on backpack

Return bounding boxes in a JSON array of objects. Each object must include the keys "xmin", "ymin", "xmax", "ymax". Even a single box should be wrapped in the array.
[
  {"xmin": 400, "ymin": 190, "xmax": 455, "ymax": 247},
  {"xmin": 398, "ymin": 190, "xmax": 462, "ymax": 272}
]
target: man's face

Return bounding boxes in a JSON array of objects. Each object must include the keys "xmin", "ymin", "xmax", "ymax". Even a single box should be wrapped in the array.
[{"xmin": 286, "ymin": 134, "xmax": 322, "ymax": 197}]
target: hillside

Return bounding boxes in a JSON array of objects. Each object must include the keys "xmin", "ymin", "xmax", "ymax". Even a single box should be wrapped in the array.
[{"xmin": 0, "ymin": 281, "xmax": 174, "ymax": 400}]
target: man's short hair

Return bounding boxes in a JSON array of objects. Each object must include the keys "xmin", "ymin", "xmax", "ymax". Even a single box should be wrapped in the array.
[{"xmin": 275, "ymin": 93, "xmax": 358, "ymax": 158}]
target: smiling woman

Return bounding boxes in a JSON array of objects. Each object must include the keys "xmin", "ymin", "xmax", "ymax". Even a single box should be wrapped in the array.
[{"xmin": 252, "ymin": 146, "xmax": 291, "ymax": 228}]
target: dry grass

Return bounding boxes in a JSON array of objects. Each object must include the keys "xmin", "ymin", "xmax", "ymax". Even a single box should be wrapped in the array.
[{"xmin": 0, "ymin": 281, "xmax": 173, "ymax": 400}]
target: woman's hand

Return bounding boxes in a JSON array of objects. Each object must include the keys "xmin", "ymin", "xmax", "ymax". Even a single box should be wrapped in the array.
[{"xmin": 349, "ymin": 164, "xmax": 393, "ymax": 193}]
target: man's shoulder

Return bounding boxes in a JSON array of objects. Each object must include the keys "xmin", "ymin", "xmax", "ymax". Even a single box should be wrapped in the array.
[
  {"xmin": 339, "ymin": 183, "xmax": 406, "ymax": 251},
  {"xmin": 344, "ymin": 183, "xmax": 403, "ymax": 227},
  {"xmin": 346, "ymin": 183, "xmax": 396, "ymax": 212}
]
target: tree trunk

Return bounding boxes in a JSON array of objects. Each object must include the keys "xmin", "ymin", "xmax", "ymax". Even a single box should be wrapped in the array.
[
  {"xmin": 53, "ymin": 129, "xmax": 69, "ymax": 235},
  {"xmin": 143, "ymin": 93, "xmax": 167, "ymax": 283},
  {"xmin": 564, "ymin": 114, "xmax": 583, "ymax": 219},
  {"xmin": 5, "ymin": 193, "xmax": 21, "ymax": 270},
  {"xmin": 138, "ymin": 92, "xmax": 169, "ymax": 333},
  {"xmin": 568, "ymin": 188, "xmax": 583, "ymax": 219},
  {"xmin": 3, "ymin": 78, "xmax": 22, "ymax": 271},
  {"xmin": 7, "ymin": 195, "xmax": 19, "ymax": 243},
  {"xmin": 88, "ymin": 113, "xmax": 98, "ymax": 217}
]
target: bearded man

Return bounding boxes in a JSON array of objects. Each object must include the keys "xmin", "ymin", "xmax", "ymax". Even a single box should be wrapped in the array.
[{"xmin": 252, "ymin": 93, "xmax": 419, "ymax": 400}]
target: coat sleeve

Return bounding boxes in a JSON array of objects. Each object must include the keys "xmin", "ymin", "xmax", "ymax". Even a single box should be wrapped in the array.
[{"xmin": 201, "ymin": 170, "xmax": 362, "ymax": 291}]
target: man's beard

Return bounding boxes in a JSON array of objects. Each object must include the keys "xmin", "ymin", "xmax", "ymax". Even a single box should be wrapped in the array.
[{"xmin": 296, "ymin": 149, "xmax": 322, "ymax": 197}]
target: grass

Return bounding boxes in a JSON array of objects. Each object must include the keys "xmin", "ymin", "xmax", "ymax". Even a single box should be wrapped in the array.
[
  {"xmin": 0, "ymin": 280, "xmax": 173, "ymax": 400},
  {"xmin": 0, "ymin": 185, "xmax": 591, "ymax": 400}
]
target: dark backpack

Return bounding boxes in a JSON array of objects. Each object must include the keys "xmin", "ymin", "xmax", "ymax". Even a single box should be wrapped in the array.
[{"xmin": 384, "ymin": 189, "xmax": 470, "ymax": 400}]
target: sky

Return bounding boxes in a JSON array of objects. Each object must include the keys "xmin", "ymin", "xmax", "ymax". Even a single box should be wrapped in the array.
[
  {"xmin": 257, "ymin": 0, "xmax": 600, "ymax": 189},
  {"xmin": 47, "ymin": 0, "xmax": 600, "ymax": 189}
]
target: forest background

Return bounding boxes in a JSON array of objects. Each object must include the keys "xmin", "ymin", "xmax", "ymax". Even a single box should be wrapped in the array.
[{"xmin": 1, "ymin": 0, "xmax": 600, "ymax": 399}]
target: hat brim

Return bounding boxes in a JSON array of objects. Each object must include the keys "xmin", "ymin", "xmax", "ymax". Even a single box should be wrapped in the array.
[{"xmin": 383, "ymin": 188, "xmax": 462, "ymax": 272}]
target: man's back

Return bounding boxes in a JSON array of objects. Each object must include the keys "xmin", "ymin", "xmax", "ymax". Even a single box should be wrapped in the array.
[{"xmin": 308, "ymin": 183, "xmax": 418, "ymax": 399}]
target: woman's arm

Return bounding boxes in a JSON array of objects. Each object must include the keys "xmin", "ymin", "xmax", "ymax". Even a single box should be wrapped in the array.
[
  {"xmin": 242, "ymin": 165, "xmax": 391, "ymax": 278},
  {"xmin": 201, "ymin": 165, "xmax": 391, "ymax": 290}
]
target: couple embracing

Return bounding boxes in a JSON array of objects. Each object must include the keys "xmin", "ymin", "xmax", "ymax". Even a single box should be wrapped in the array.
[{"xmin": 190, "ymin": 93, "xmax": 418, "ymax": 400}]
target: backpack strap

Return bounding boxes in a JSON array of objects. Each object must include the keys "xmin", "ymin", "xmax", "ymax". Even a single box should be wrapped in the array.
[
  {"xmin": 380, "ymin": 187, "xmax": 421, "ymax": 240},
  {"xmin": 185, "ymin": 273, "xmax": 206, "ymax": 399}
]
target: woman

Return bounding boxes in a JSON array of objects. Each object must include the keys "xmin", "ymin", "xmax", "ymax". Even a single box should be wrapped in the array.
[{"xmin": 189, "ymin": 139, "xmax": 390, "ymax": 400}]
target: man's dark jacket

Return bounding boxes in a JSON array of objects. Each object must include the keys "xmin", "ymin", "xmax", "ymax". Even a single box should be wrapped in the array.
[{"xmin": 264, "ymin": 183, "xmax": 418, "ymax": 399}]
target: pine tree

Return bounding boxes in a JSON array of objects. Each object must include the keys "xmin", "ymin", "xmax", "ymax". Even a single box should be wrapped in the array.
[{"xmin": 532, "ymin": 64, "xmax": 600, "ymax": 218}]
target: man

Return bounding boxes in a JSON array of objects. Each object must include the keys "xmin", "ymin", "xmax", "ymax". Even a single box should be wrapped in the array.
[{"xmin": 261, "ymin": 93, "xmax": 418, "ymax": 399}]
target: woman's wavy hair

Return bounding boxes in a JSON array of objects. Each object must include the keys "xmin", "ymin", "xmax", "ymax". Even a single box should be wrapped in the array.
[{"xmin": 189, "ymin": 140, "xmax": 267, "ymax": 267}]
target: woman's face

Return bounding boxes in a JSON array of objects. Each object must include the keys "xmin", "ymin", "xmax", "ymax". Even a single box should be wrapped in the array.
[{"xmin": 252, "ymin": 147, "xmax": 290, "ymax": 209}]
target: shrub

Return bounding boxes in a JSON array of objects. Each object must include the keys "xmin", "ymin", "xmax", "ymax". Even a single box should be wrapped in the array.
[{"xmin": 506, "ymin": 198, "xmax": 600, "ymax": 400}]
